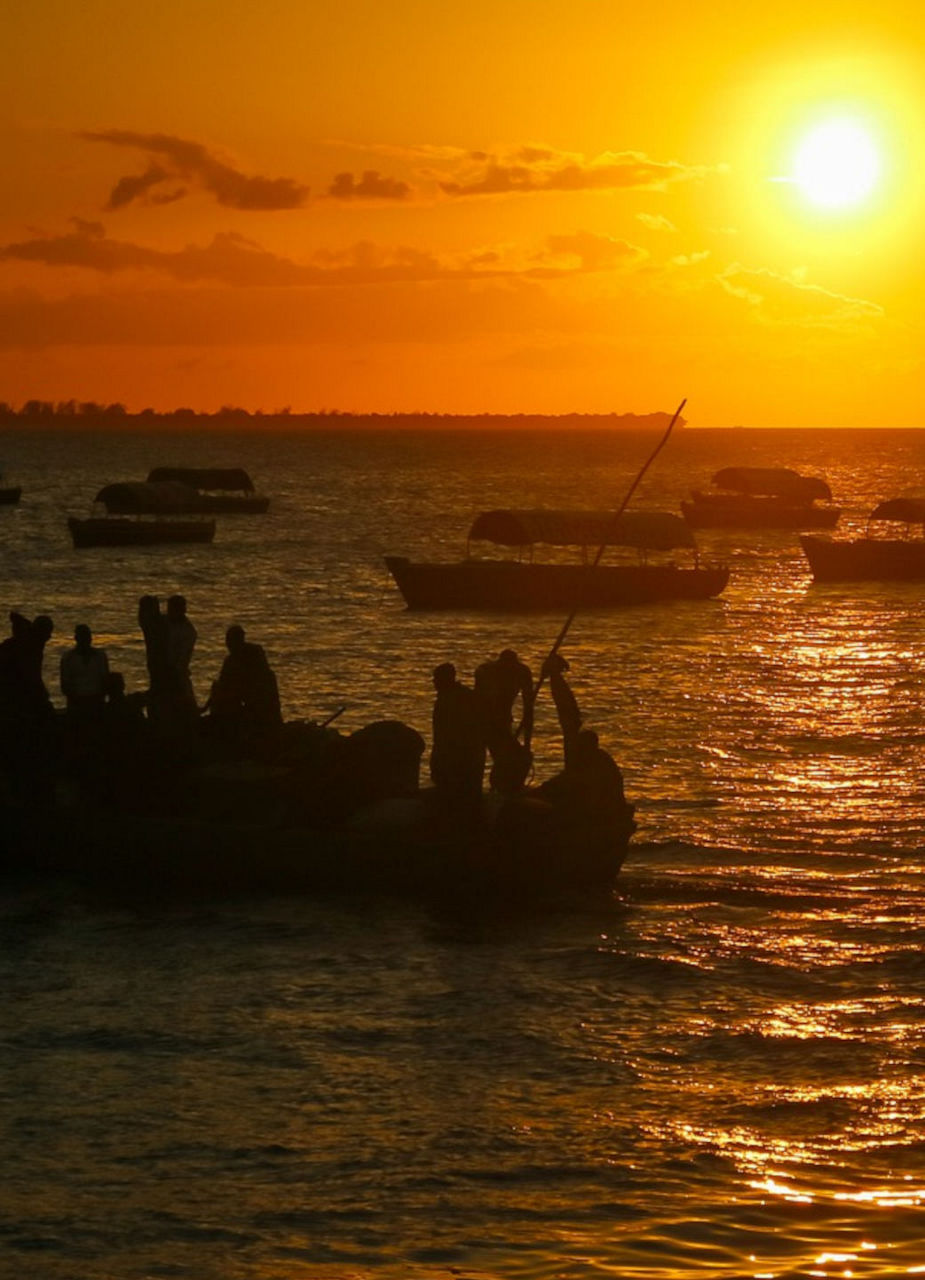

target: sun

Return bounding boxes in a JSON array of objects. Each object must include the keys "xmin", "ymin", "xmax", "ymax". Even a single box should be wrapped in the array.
[{"xmin": 791, "ymin": 118, "xmax": 881, "ymax": 210}]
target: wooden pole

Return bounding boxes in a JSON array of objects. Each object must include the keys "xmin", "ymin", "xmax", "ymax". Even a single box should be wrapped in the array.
[{"xmin": 523, "ymin": 397, "xmax": 686, "ymax": 721}]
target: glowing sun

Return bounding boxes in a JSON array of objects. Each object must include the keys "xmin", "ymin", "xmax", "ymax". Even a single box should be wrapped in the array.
[{"xmin": 791, "ymin": 118, "xmax": 881, "ymax": 209}]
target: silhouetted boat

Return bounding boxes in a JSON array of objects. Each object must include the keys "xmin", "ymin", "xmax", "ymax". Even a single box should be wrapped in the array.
[
  {"xmin": 146, "ymin": 467, "xmax": 270, "ymax": 513},
  {"xmin": 2, "ymin": 704, "xmax": 635, "ymax": 903},
  {"xmin": 682, "ymin": 467, "xmax": 840, "ymax": 529},
  {"xmin": 68, "ymin": 481, "xmax": 216, "ymax": 547},
  {"xmin": 3, "ymin": 788, "xmax": 634, "ymax": 903},
  {"xmin": 386, "ymin": 509, "xmax": 728, "ymax": 610},
  {"xmin": 800, "ymin": 498, "xmax": 925, "ymax": 582}
]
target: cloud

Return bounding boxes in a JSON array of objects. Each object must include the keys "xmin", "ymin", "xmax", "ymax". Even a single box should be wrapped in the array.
[
  {"xmin": 718, "ymin": 264, "xmax": 883, "ymax": 328},
  {"xmin": 542, "ymin": 231, "xmax": 647, "ymax": 272},
  {"xmin": 636, "ymin": 212, "xmax": 677, "ymax": 232},
  {"xmin": 0, "ymin": 225, "xmax": 453, "ymax": 286},
  {"xmin": 327, "ymin": 170, "xmax": 411, "ymax": 200},
  {"xmin": 669, "ymin": 251, "xmax": 711, "ymax": 267},
  {"xmin": 107, "ymin": 165, "xmax": 171, "ymax": 210},
  {"xmin": 439, "ymin": 145, "xmax": 717, "ymax": 198},
  {"xmin": 80, "ymin": 129, "xmax": 310, "ymax": 210},
  {"xmin": 0, "ymin": 223, "xmax": 651, "ymax": 289}
]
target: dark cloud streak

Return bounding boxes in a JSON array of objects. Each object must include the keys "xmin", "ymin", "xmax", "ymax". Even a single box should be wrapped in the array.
[
  {"xmin": 1, "ymin": 223, "xmax": 647, "ymax": 288},
  {"xmin": 327, "ymin": 170, "xmax": 410, "ymax": 200},
  {"xmin": 80, "ymin": 129, "xmax": 310, "ymax": 210},
  {"xmin": 440, "ymin": 148, "xmax": 716, "ymax": 197}
]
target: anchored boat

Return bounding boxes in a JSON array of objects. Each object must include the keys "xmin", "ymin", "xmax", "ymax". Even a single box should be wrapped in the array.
[
  {"xmin": 146, "ymin": 467, "xmax": 270, "ymax": 513},
  {"xmin": 801, "ymin": 497, "xmax": 925, "ymax": 582},
  {"xmin": 682, "ymin": 466, "xmax": 840, "ymax": 530},
  {"xmin": 68, "ymin": 481, "xmax": 216, "ymax": 547},
  {"xmin": 385, "ymin": 509, "xmax": 728, "ymax": 610}
]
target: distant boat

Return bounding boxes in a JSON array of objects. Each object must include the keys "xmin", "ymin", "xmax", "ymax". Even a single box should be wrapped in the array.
[
  {"xmin": 801, "ymin": 498, "xmax": 925, "ymax": 582},
  {"xmin": 146, "ymin": 467, "xmax": 269, "ymax": 513},
  {"xmin": 681, "ymin": 466, "xmax": 840, "ymax": 530},
  {"xmin": 385, "ymin": 509, "xmax": 728, "ymax": 610},
  {"xmin": 68, "ymin": 481, "xmax": 216, "ymax": 547}
]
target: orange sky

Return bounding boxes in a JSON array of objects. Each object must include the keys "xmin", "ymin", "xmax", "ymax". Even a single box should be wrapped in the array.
[{"xmin": 2, "ymin": 0, "xmax": 925, "ymax": 424}]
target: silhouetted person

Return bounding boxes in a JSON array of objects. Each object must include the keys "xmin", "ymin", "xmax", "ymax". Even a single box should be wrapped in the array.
[
  {"xmin": 538, "ymin": 654, "xmax": 628, "ymax": 823},
  {"xmin": 205, "ymin": 624, "xmax": 282, "ymax": 750},
  {"xmin": 138, "ymin": 594, "xmax": 197, "ymax": 749},
  {"xmin": 0, "ymin": 611, "xmax": 56, "ymax": 803},
  {"xmin": 60, "ymin": 624, "xmax": 109, "ymax": 719},
  {"xmin": 0, "ymin": 612, "xmax": 55, "ymax": 715},
  {"xmin": 474, "ymin": 647, "xmax": 534, "ymax": 793},
  {"xmin": 103, "ymin": 670, "xmax": 147, "ymax": 727},
  {"xmin": 0, "ymin": 612, "xmax": 35, "ymax": 719},
  {"xmin": 92, "ymin": 670, "xmax": 151, "ymax": 808},
  {"xmin": 165, "ymin": 594, "xmax": 198, "ymax": 713},
  {"xmin": 542, "ymin": 652, "xmax": 581, "ymax": 762},
  {"xmin": 430, "ymin": 662, "xmax": 486, "ymax": 809},
  {"xmin": 0, "ymin": 611, "xmax": 55, "ymax": 721},
  {"xmin": 138, "ymin": 595, "xmax": 169, "ymax": 722}
]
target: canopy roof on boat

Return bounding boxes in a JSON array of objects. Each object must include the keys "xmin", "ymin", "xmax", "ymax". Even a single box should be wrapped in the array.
[
  {"xmin": 468, "ymin": 509, "xmax": 696, "ymax": 550},
  {"xmin": 146, "ymin": 467, "xmax": 256, "ymax": 492},
  {"xmin": 869, "ymin": 497, "xmax": 925, "ymax": 524},
  {"xmin": 95, "ymin": 480, "xmax": 201, "ymax": 513},
  {"xmin": 711, "ymin": 467, "xmax": 832, "ymax": 501}
]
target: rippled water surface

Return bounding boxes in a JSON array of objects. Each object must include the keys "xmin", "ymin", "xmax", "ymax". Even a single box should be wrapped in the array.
[{"xmin": 1, "ymin": 425, "xmax": 924, "ymax": 1278}]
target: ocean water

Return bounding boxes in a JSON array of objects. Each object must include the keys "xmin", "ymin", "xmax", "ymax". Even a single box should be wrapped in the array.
[{"xmin": 1, "ymin": 425, "xmax": 924, "ymax": 1279}]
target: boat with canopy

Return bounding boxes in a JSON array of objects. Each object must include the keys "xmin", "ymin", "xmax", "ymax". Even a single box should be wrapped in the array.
[
  {"xmin": 800, "ymin": 498, "xmax": 925, "ymax": 581},
  {"xmin": 385, "ymin": 507, "xmax": 728, "ymax": 609},
  {"xmin": 146, "ymin": 467, "xmax": 269, "ymax": 513},
  {"xmin": 68, "ymin": 481, "xmax": 216, "ymax": 547},
  {"xmin": 682, "ymin": 466, "xmax": 840, "ymax": 529}
]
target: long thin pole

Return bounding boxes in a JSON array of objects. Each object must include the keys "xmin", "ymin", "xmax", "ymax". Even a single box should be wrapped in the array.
[{"xmin": 525, "ymin": 396, "xmax": 686, "ymax": 717}]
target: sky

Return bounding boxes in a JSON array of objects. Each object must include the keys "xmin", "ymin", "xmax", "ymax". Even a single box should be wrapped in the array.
[{"xmin": 2, "ymin": 0, "xmax": 924, "ymax": 425}]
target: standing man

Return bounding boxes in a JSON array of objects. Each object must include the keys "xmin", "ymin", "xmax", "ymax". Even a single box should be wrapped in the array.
[
  {"xmin": 473, "ymin": 648, "xmax": 534, "ymax": 793},
  {"xmin": 60, "ymin": 623, "xmax": 109, "ymax": 719},
  {"xmin": 165, "ymin": 594, "xmax": 198, "ymax": 713},
  {"xmin": 430, "ymin": 662, "xmax": 486, "ymax": 809}
]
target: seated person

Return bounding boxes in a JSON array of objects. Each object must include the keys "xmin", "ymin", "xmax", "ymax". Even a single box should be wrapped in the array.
[{"xmin": 204, "ymin": 625, "xmax": 282, "ymax": 747}]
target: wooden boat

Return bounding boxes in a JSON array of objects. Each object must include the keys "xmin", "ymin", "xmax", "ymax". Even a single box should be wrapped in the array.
[
  {"xmin": 800, "ymin": 498, "xmax": 925, "ymax": 582},
  {"xmin": 3, "ymin": 790, "xmax": 634, "ymax": 903},
  {"xmin": 146, "ymin": 467, "xmax": 270, "ymax": 513},
  {"xmin": 385, "ymin": 509, "xmax": 728, "ymax": 610},
  {"xmin": 682, "ymin": 466, "xmax": 840, "ymax": 529},
  {"xmin": 68, "ymin": 481, "xmax": 216, "ymax": 547},
  {"xmin": 1, "ymin": 722, "xmax": 635, "ymax": 904}
]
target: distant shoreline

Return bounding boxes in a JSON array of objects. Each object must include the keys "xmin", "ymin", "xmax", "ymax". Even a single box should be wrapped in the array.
[
  {"xmin": 0, "ymin": 408, "xmax": 685, "ymax": 432},
  {"xmin": 1, "ymin": 410, "xmax": 921, "ymax": 431}
]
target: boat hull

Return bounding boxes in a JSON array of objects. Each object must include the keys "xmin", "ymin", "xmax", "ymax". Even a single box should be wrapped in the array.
[
  {"xmin": 190, "ymin": 494, "xmax": 269, "ymax": 514},
  {"xmin": 2, "ymin": 792, "xmax": 633, "ymax": 904},
  {"xmin": 385, "ymin": 556, "xmax": 728, "ymax": 610},
  {"xmin": 801, "ymin": 534, "xmax": 925, "ymax": 582},
  {"xmin": 68, "ymin": 516, "xmax": 216, "ymax": 547},
  {"xmin": 682, "ymin": 497, "xmax": 840, "ymax": 529}
]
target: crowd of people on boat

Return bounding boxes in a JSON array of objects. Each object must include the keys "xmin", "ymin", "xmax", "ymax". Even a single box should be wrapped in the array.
[
  {"xmin": 429, "ymin": 647, "xmax": 628, "ymax": 825},
  {"xmin": 0, "ymin": 600, "xmax": 630, "ymax": 832}
]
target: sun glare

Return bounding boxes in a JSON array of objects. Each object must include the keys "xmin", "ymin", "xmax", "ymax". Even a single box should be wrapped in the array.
[{"xmin": 791, "ymin": 118, "xmax": 881, "ymax": 209}]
